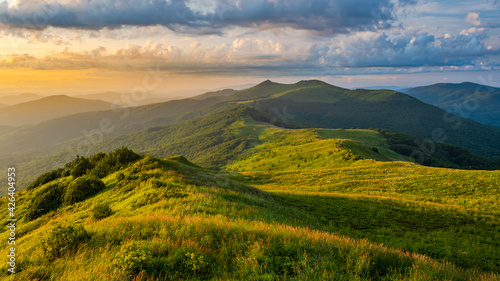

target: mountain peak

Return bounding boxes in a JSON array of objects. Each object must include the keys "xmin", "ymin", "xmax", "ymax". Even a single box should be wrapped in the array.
[
  {"xmin": 44, "ymin": 95, "xmax": 71, "ymax": 99},
  {"xmin": 256, "ymin": 79, "xmax": 280, "ymax": 87}
]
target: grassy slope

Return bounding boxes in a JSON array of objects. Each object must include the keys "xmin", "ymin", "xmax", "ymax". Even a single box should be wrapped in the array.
[
  {"xmin": 224, "ymin": 128, "xmax": 500, "ymax": 273},
  {"xmin": 1, "ymin": 156, "xmax": 496, "ymax": 280}
]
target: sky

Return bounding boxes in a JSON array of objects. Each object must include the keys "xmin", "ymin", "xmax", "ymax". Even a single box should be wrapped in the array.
[{"xmin": 0, "ymin": 0, "xmax": 500, "ymax": 96}]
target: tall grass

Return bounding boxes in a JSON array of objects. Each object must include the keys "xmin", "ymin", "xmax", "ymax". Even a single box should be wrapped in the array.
[{"xmin": 0, "ymin": 156, "xmax": 497, "ymax": 280}]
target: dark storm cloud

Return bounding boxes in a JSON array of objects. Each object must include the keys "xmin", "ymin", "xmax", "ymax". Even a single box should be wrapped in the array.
[{"xmin": 0, "ymin": 0, "xmax": 414, "ymax": 35}]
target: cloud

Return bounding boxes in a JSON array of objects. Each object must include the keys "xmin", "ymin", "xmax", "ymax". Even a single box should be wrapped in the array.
[
  {"xmin": 465, "ymin": 12, "xmax": 481, "ymax": 26},
  {"xmin": 307, "ymin": 31, "xmax": 500, "ymax": 69},
  {"xmin": 0, "ymin": 0, "xmax": 415, "ymax": 36},
  {"xmin": 0, "ymin": 38, "xmax": 296, "ymax": 71}
]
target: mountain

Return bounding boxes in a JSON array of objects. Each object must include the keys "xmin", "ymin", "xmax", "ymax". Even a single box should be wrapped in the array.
[
  {"xmin": 5, "ymin": 80, "xmax": 499, "ymax": 158},
  {"xmin": 192, "ymin": 89, "xmax": 238, "ymax": 100},
  {"xmin": 230, "ymin": 80, "xmax": 500, "ymax": 157},
  {"xmin": 75, "ymin": 91, "xmax": 178, "ymax": 106},
  {"xmin": 1, "ymin": 144, "xmax": 498, "ymax": 279},
  {"xmin": 0, "ymin": 93, "xmax": 44, "ymax": 105},
  {"xmin": 0, "ymin": 96, "xmax": 229, "ymax": 155},
  {"xmin": 355, "ymin": 85, "xmax": 408, "ymax": 91},
  {"xmin": 405, "ymin": 82, "xmax": 500, "ymax": 128},
  {"xmin": 0, "ymin": 95, "xmax": 117, "ymax": 126}
]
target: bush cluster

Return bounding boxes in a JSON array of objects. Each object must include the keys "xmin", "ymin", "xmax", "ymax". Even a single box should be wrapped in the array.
[
  {"xmin": 25, "ymin": 183, "xmax": 64, "ymax": 220},
  {"xmin": 92, "ymin": 203, "xmax": 113, "ymax": 220},
  {"xmin": 26, "ymin": 147, "xmax": 141, "ymax": 191},
  {"xmin": 41, "ymin": 224, "xmax": 90, "ymax": 261},
  {"xmin": 64, "ymin": 175, "xmax": 105, "ymax": 205}
]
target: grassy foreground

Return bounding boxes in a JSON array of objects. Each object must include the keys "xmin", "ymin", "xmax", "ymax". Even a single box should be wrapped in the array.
[{"xmin": 1, "ymin": 152, "xmax": 498, "ymax": 280}]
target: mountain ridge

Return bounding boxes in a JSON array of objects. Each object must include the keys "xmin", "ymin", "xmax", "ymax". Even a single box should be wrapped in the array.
[
  {"xmin": 0, "ymin": 95, "xmax": 116, "ymax": 126},
  {"xmin": 405, "ymin": 82, "xmax": 500, "ymax": 128}
]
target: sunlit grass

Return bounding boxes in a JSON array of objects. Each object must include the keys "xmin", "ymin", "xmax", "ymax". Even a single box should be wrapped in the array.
[{"xmin": 0, "ymin": 155, "xmax": 497, "ymax": 280}]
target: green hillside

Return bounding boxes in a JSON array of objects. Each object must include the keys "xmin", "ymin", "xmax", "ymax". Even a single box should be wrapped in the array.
[
  {"xmin": 405, "ymin": 83, "xmax": 500, "ymax": 128},
  {"xmin": 3, "ymin": 106, "xmax": 499, "ymax": 195},
  {"xmin": 242, "ymin": 81, "xmax": 500, "ymax": 157},
  {"xmin": 1, "ymin": 149, "xmax": 498, "ymax": 280},
  {"xmin": 223, "ymin": 130, "xmax": 500, "ymax": 273}
]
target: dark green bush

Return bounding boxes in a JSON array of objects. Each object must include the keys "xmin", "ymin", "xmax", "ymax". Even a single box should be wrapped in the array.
[
  {"xmin": 91, "ymin": 147, "xmax": 141, "ymax": 178},
  {"xmin": 92, "ymin": 203, "xmax": 113, "ymax": 220},
  {"xmin": 88, "ymin": 152, "xmax": 106, "ymax": 166},
  {"xmin": 64, "ymin": 175, "xmax": 105, "ymax": 205},
  {"xmin": 26, "ymin": 183, "xmax": 65, "ymax": 220},
  {"xmin": 70, "ymin": 156, "xmax": 94, "ymax": 178},
  {"xmin": 27, "ymin": 169, "xmax": 61, "ymax": 190},
  {"xmin": 41, "ymin": 224, "xmax": 90, "ymax": 261}
]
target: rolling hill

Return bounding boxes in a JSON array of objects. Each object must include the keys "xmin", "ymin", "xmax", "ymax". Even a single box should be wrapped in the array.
[
  {"xmin": 0, "ymin": 145, "xmax": 498, "ymax": 280},
  {"xmin": 0, "ymin": 93, "xmax": 44, "ymax": 105},
  {"xmin": 405, "ymin": 82, "xmax": 500, "ymax": 128},
  {"xmin": 3, "ymin": 106, "xmax": 499, "ymax": 194},
  {"xmin": 0, "ymin": 103, "xmax": 7, "ymax": 108},
  {"xmin": 0, "ymin": 95, "xmax": 117, "ymax": 126}
]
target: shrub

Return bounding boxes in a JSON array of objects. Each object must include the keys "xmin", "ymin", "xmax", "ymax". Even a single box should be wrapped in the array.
[
  {"xmin": 41, "ymin": 224, "xmax": 90, "ymax": 261},
  {"xmin": 113, "ymin": 147, "xmax": 141, "ymax": 165},
  {"xmin": 372, "ymin": 147, "xmax": 379, "ymax": 153},
  {"xmin": 91, "ymin": 147, "xmax": 141, "ymax": 178},
  {"xmin": 184, "ymin": 252, "xmax": 206, "ymax": 273},
  {"xmin": 88, "ymin": 152, "xmax": 106, "ymax": 166},
  {"xmin": 92, "ymin": 203, "xmax": 113, "ymax": 220},
  {"xmin": 70, "ymin": 156, "xmax": 94, "ymax": 178},
  {"xmin": 26, "ymin": 183, "xmax": 65, "ymax": 221},
  {"xmin": 64, "ymin": 175, "xmax": 105, "ymax": 205},
  {"xmin": 113, "ymin": 241, "xmax": 151, "ymax": 277},
  {"xmin": 27, "ymin": 169, "xmax": 61, "ymax": 190}
]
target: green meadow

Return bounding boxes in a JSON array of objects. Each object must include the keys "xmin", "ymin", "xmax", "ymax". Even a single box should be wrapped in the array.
[{"xmin": 0, "ymin": 125, "xmax": 498, "ymax": 280}]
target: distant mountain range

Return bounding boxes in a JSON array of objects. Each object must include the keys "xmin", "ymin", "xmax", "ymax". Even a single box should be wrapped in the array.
[
  {"xmin": 0, "ymin": 95, "xmax": 116, "ymax": 126},
  {"xmin": 0, "ymin": 93, "xmax": 44, "ymax": 105},
  {"xmin": 74, "ymin": 91, "xmax": 181, "ymax": 106},
  {"xmin": 354, "ymin": 85, "xmax": 408, "ymax": 92},
  {"xmin": 404, "ymin": 82, "xmax": 500, "ymax": 128}
]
